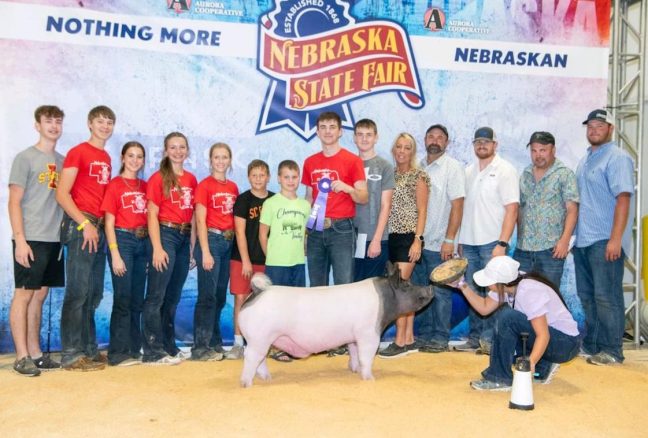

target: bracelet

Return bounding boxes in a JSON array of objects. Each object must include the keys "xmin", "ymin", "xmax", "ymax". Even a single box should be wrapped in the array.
[
  {"xmin": 76, "ymin": 219, "xmax": 90, "ymax": 231},
  {"xmin": 108, "ymin": 243, "xmax": 118, "ymax": 250},
  {"xmin": 444, "ymin": 238, "xmax": 455, "ymax": 244}
]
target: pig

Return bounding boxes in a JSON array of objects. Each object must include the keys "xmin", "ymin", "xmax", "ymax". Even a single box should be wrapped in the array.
[{"xmin": 238, "ymin": 264, "xmax": 434, "ymax": 387}]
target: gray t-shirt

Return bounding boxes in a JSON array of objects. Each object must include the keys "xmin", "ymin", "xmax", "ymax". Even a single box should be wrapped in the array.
[
  {"xmin": 354, "ymin": 155, "xmax": 394, "ymax": 241},
  {"xmin": 9, "ymin": 146, "xmax": 64, "ymax": 242}
]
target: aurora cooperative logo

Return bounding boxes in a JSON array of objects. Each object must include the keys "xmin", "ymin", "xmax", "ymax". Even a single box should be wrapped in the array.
[{"xmin": 256, "ymin": 0, "xmax": 425, "ymax": 141}]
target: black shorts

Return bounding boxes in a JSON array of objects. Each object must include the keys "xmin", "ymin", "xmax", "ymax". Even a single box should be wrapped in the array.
[
  {"xmin": 388, "ymin": 233, "xmax": 421, "ymax": 263},
  {"xmin": 13, "ymin": 241, "xmax": 64, "ymax": 289}
]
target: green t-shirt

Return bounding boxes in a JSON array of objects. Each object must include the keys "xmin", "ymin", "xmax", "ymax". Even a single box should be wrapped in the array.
[{"xmin": 260, "ymin": 193, "xmax": 311, "ymax": 267}]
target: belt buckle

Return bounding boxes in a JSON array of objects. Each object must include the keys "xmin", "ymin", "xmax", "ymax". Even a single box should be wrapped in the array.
[
  {"xmin": 135, "ymin": 228, "xmax": 148, "ymax": 239},
  {"xmin": 223, "ymin": 230, "xmax": 235, "ymax": 241},
  {"xmin": 181, "ymin": 224, "xmax": 191, "ymax": 235},
  {"xmin": 323, "ymin": 218, "xmax": 332, "ymax": 229}
]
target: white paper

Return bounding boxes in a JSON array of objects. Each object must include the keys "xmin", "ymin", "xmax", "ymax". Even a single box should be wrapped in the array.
[{"xmin": 355, "ymin": 233, "xmax": 368, "ymax": 258}]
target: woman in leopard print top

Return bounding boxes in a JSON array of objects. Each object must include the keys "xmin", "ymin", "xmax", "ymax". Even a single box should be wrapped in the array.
[{"xmin": 379, "ymin": 133, "xmax": 430, "ymax": 358}]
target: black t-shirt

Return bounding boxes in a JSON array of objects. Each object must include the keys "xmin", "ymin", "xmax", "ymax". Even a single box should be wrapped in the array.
[{"xmin": 231, "ymin": 190, "xmax": 274, "ymax": 265}]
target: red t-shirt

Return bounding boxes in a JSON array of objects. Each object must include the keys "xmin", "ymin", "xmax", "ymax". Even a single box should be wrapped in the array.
[
  {"xmin": 147, "ymin": 170, "xmax": 197, "ymax": 224},
  {"xmin": 195, "ymin": 176, "xmax": 239, "ymax": 230},
  {"xmin": 301, "ymin": 147, "xmax": 365, "ymax": 218},
  {"xmin": 100, "ymin": 176, "xmax": 148, "ymax": 228},
  {"xmin": 63, "ymin": 142, "xmax": 112, "ymax": 217}
]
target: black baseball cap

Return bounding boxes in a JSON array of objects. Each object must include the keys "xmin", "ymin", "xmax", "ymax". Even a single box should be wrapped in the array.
[
  {"xmin": 425, "ymin": 124, "xmax": 449, "ymax": 138},
  {"xmin": 582, "ymin": 108, "xmax": 613, "ymax": 125},
  {"xmin": 527, "ymin": 131, "xmax": 555, "ymax": 147},
  {"xmin": 474, "ymin": 127, "xmax": 496, "ymax": 142}
]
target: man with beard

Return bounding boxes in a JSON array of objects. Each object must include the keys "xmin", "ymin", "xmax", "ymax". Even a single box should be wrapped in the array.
[
  {"xmin": 574, "ymin": 109, "xmax": 634, "ymax": 366},
  {"xmin": 514, "ymin": 131, "xmax": 579, "ymax": 290},
  {"xmin": 455, "ymin": 127, "xmax": 519, "ymax": 353},
  {"xmin": 412, "ymin": 124, "xmax": 465, "ymax": 353}
]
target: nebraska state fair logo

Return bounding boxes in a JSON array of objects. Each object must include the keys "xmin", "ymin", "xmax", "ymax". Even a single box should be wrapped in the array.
[{"xmin": 257, "ymin": 0, "xmax": 424, "ymax": 141}]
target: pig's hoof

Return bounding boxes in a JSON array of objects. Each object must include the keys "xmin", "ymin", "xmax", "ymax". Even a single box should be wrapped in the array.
[
  {"xmin": 240, "ymin": 380, "xmax": 253, "ymax": 388},
  {"xmin": 257, "ymin": 372, "xmax": 272, "ymax": 381},
  {"xmin": 361, "ymin": 373, "xmax": 375, "ymax": 381}
]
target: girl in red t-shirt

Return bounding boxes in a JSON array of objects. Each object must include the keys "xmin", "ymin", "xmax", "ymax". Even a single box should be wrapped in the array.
[
  {"xmin": 142, "ymin": 132, "xmax": 197, "ymax": 365},
  {"xmin": 192, "ymin": 142, "xmax": 239, "ymax": 361},
  {"xmin": 101, "ymin": 141, "xmax": 148, "ymax": 366}
]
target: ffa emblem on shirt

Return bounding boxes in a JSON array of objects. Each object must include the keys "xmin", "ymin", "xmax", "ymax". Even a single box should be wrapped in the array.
[
  {"xmin": 89, "ymin": 162, "xmax": 111, "ymax": 185},
  {"xmin": 311, "ymin": 169, "xmax": 340, "ymax": 186},
  {"xmin": 121, "ymin": 192, "xmax": 147, "ymax": 214},
  {"xmin": 170, "ymin": 186, "xmax": 194, "ymax": 210},
  {"xmin": 211, "ymin": 193, "xmax": 236, "ymax": 214},
  {"xmin": 38, "ymin": 163, "xmax": 59, "ymax": 189}
]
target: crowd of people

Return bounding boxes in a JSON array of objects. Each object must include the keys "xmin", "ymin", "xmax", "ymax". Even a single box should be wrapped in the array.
[{"xmin": 8, "ymin": 105, "xmax": 635, "ymax": 392}]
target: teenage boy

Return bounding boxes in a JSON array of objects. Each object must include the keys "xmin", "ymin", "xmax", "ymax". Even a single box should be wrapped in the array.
[
  {"xmin": 302, "ymin": 111, "xmax": 368, "ymax": 286},
  {"xmin": 56, "ymin": 105, "xmax": 115, "ymax": 371},
  {"xmin": 353, "ymin": 119, "xmax": 394, "ymax": 281},
  {"xmin": 226, "ymin": 160, "xmax": 273, "ymax": 360},
  {"xmin": 9, "ymin": 105, "xmax": 66, "ymax": 376},
  {"xmin": 260, "ymin": 160, "xmax": 311, "ymax": 287}
]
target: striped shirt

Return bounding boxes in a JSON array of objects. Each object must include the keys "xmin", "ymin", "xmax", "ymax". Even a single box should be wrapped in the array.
[{"xmin": 575, "ymin": 141, "xmax": 635, "ymax": 254}]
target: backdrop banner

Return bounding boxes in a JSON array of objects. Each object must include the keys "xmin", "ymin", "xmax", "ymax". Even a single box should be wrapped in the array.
[{"xmin": 0, "ymin": 0, "xmax": 610, "ymax": 352}]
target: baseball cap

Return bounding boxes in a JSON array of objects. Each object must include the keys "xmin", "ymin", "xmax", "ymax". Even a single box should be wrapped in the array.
[
  {"xmin": 473, "ymin": 256, "xmax": 520, "ymax": 287},
  {"xmin": 473, "ymin": 127, "xmax": 496, "ymax": 142},
  {"xmin": 527, "ymin": 131, "xmax": 555, "ymax": 147},
  {"xmin": 582, "ymin": 109, "xmax": 613, "ymax": 125}
]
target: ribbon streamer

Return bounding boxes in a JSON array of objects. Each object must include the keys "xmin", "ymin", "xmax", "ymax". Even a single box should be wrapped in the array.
[{"xmin": 307, "ymin": 178, "xmax": 331, "ymax": 231}]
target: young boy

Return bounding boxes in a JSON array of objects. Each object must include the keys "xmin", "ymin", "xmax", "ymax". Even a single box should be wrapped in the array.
[
  {"xmin": 226, "ymin": 160, "xmax": 273, "ymax": 360},
  {"xmin": 352, "ymin": 119, "xmax": 394, "ymax": 281},
  {"xmin": 9, "ymin": 105, "xmax": 66, "ymax": 376},
  {"xmin": 260, "ymin": 160, "xmax": 311, "ymax": 287},
  {"xmin": 56, "ymin": 105, "xmax": 115, "ymax": 371}
]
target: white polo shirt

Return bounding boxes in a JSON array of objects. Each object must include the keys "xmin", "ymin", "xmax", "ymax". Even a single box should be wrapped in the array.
[
  {"xmin": 419, "ymin": 154, "xmax": 466, "ymax": 252},
  {"xmin": 459, "ymin": 154, "xmax": 519, "ymax": 246}
]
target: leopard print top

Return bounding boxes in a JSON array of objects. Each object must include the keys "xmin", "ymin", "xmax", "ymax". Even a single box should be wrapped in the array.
[{"xmin": 388, "ymin": 167, "xmax": 430, "ymax": 234}]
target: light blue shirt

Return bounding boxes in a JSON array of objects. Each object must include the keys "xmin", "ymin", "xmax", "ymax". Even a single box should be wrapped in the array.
[{"xmin": 575, "ymin": 141, "xmax": 635, "ymax": 254}]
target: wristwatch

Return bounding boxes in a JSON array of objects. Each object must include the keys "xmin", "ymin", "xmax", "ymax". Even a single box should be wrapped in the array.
[
  {"xmin": 496, "ymin": 240, "xmax": 509, "ymax": 248},
  {"xmin": 415, "ymin": 234, "xmax": 424, "ymax": 242}
]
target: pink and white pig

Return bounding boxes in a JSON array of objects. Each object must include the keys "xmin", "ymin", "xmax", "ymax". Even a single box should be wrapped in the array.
[{"xmin": 238, "ymin": 264, "xmax": 434, "ymax": 387}]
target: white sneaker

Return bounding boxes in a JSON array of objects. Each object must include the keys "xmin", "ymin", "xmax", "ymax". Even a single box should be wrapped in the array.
[
  {"xmin": 225, "ymin": 345, "xmax": 244, "ymax": 360},
  {"xmin": 117, "ymin": 357, "xmax": 142, "ymax": 367},
  {"xmin": 148, "ymin": 355, "xmax": 181, "ymax": 366},
  {"xmin": 174, "ymin": 350, "xmax": 191, "ymax": 361}
]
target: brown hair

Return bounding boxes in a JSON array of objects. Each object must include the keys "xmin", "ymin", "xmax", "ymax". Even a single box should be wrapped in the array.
[
  {"xmin": 34, "ymin": 105, "xmax": 64, "ymax": 122},
  {"xmin": 160, "ymin": 132, "xmax": 188, "ymax": 197},
  {"xmin": 316, "ymin": 111, "xmax": 341, "ymax": 128},
  {"xmin": 119, "ymin": 141, "xmax": 146, "ymax": 175},
  {"xmin": 87, "ymin": 105, "xmax": 116, "ymax": 123},
  {"xmin": 354, "ymin": 118, "xmax": 377, "ymax": 134},
  {"xmin": 278, "ymin": 159, "xmax": 299, "ymax": 175},
  {"xmin": 248, "ymin": 159, "xmax": 270, "ymax": 175}
]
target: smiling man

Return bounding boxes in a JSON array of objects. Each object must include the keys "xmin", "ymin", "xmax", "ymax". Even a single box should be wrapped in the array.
[{"xmin": 514, "ymin": 131, "xmax": 579, "ymax": 291}]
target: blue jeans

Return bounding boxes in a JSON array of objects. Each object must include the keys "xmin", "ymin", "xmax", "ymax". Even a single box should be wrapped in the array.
[
  {"xmin": 307, "ymin": 218, "xmax": 355, "ymax": 286},
  {"xmin": 142, "ymin": 226, "xmax": 190, "ymax": 361},
  {"xmin": 354, "ymin": 240, "xmax": 389, "ymax": 281},
  {"xmin": 107, "ymin": 230, "xmax": 150, "ymax": 365},
  {"xmin": 192, "ymin": 233, "xmax": 232, "ymax": 356},
  {"xmin": 265, "ymin": 264, "xmax": 306, "ymax": 287},
  {"xmin": 412, "ymin": 249, "xmax": 452, "ymax": 346},
  {"xmin": 60, "ymin": 215, "xmax": 107, "ymax": 366},
  {"xmin": 482, "ymin": 307, "xmax": 581, "ymax": 385},
  {"xmin": 513, "ymin": 248, "xmax": 565, "ymax": 291},
  {"xmin": 573, "ymin": 240, "xmax": 625, "ymax": 362},
  {"xmin": 462, "ymin": 241, "xmax": 498, "ymax": 345}
]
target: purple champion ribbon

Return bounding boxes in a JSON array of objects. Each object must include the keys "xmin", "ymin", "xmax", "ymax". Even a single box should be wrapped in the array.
[{"xmin": 307, "ymin": 177, "xmax": 331, "ymax": 231}]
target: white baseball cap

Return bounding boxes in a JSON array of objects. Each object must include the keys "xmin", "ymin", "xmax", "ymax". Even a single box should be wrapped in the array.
[{"xmin": 473, "ymin": 256, "xmax": 520, "ymax": 287}]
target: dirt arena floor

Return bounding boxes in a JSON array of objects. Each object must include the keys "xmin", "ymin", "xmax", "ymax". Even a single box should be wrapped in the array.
[{"xmin": 1, "ymin": 346, "xmax": 647, "ymax": 438}]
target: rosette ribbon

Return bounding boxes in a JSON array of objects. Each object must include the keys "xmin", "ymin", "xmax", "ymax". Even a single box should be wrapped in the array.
[{"xmin": 306, "ymin": 178, "xmax": 331, "ymax": 231}]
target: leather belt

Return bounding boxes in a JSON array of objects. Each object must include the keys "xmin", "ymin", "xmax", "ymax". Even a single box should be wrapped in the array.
[
  {"xmin": 115, "ymin": 226, "xmax": 149, "ymax": 239},
  {"xmin": 208, "ymin": 228, "xmax": 235, "ymax": 240},
  {"xmin": 323, "ymin": 217, "xmax": 351, "ymax": 230},
  {"xmin": 82, "ymin": 211, "xmax": 105, "ymax": 229},
  {"xmin": 160, "ymin": 221, "xmax": 192, "ymax": 235}
]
